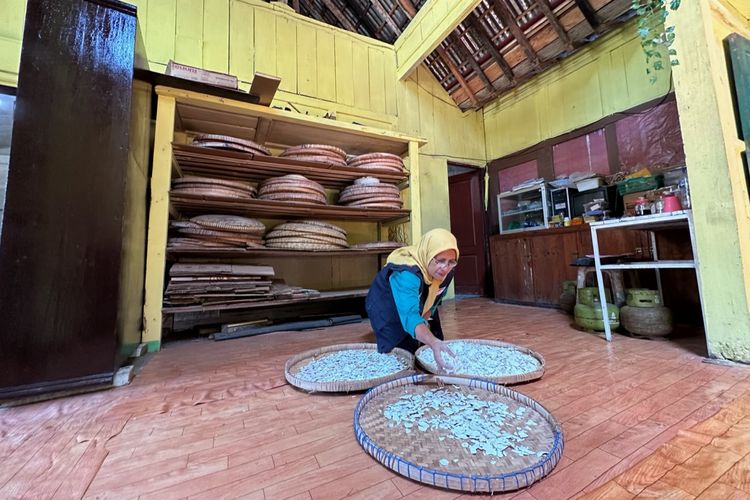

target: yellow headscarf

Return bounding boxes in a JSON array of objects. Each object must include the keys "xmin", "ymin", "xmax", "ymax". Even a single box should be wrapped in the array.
[{"xmin": 386, "ymin": 228, "xmax": 459, "ymax": 316}]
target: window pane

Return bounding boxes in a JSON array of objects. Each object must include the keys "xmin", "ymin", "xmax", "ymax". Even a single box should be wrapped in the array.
[
  {"xmin": 553, "ymin": 129, "xmax": 609, "ymax": 177},
  {"xmin": 497, "ymin": 159, "xmax": 538, "ymax": 193}
]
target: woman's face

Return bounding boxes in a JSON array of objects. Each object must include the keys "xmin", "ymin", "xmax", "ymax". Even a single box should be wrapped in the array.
[{"xmin": 428, "ymin": 249, "xmax": 458, "ymax": 281}]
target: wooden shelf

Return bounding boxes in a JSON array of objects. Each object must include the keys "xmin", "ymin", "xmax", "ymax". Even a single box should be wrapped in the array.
[
  {"xmin": 160, "ymin": 86, "xmax": 426, "ymax": 156},
  {"xmin": 169, "ymin": 193, "xmax": 410, "ymax": 222},
  {"xmin": 167, "ymin": 247, "xmax": 398, "ymax": 259},
  {"xmin": 162, "ymin": 287, "xmax": 369, "ymax": 314},
  {"xmin": 172, "ymin": 144, "xmax": 408, "ymax": 188},
  {"xmin": 145, "ymin": 85, "xmax": 425, "ymax": 346},
  {"xmin": 600, "ymin": 260, "xmax": 696, "ymax": 270}
]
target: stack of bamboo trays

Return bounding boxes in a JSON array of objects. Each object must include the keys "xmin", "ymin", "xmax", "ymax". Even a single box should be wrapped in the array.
[
  {"xmin": 191, "ymin": 134, "xmax": 271, "ymax": 156},
  {"xmin": 347, "ymin": 152, "xmax": 405, "ymax": 175},
  {"xmin": 338, "ymin": 177, "xmax": 403, "ymax": 209},
  {"xmin": 258, "ymin": 174, "xmax": 327, "ymax": 205},
  {"xmin": 264, "ymin": 220, "xmax": 349, "ymax": 250},
  {"xmin": 279, "ymin": 144, "xmax": 347, "ymax": 168},
  {"xmin": 171, "ymin": 176, "xmax": 257, "ymax": 200},
  {"xmin": 168, "ymin": 215, "xmax": 266, "ymax": 250}
]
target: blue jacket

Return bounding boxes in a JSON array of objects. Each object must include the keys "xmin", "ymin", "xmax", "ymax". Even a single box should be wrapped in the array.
[{"xmin": 366, "ymin": 263, "xmax": 454, "ymax": 353}]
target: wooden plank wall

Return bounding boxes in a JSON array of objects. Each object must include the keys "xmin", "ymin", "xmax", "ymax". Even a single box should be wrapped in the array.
[
  {"xmin": 123, "ymin": 0, "xmax": 399, "ymax": 131},
  {"xmin": 483, "ymin": 21, "xmax": 673, "ymax": 160}
]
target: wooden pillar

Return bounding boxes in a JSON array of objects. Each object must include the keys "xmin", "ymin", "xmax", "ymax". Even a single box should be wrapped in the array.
[
  {"xmin": 142, "ymin": 94, "xmax": 176, "ymax": 351},
  {"xmin": 671, "ymin": 0, "xmax": 750, "ymax": 361}
]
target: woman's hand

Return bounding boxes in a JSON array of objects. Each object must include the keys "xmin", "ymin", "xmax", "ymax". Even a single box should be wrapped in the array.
[
  {"xmin": 431, "ymin": 339, "xmax": 456, "ymax": 373},
  {"xmin": 414, "ymin": 324, "xmax": 455, "ymax": 372}
]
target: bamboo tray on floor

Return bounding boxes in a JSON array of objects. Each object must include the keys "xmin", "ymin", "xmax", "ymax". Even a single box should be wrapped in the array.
[
  {"xmin": 284, "ymin": 343, "xmax": 415, "ymax": 392},
  {"xmin": 415, "ymin": 339, "xmax": 545, "ymax": 385},
  {"xmin": 354, "ymin": 374, "xmax": 564, "ymax": 493}
]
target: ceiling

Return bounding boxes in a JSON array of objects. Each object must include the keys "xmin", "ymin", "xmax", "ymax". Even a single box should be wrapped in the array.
[{"xmin": 275, "ymin": 0, "xmax": 636, "ymax": 111}]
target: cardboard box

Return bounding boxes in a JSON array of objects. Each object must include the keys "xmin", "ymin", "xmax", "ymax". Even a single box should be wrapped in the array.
[
  {"xmin": 249, "ymin": 72, "xmax": 281, "ymax": 106},
  {"xmin": 166, "ymin": 60, "xmax": 238, "ymax": 90}
]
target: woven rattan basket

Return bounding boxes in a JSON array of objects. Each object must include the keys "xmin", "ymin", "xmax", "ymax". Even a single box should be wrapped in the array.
[
  {"xmin": 354, "ymin": 374, "xmax": 564, "ymax": 493},
  {"xmin": 284, "ymin": 343, "xmax": 415, "ymax": 392},
  {"xmin": 415, "ymin": 339, "xmax": 545, "ymax": 385}
]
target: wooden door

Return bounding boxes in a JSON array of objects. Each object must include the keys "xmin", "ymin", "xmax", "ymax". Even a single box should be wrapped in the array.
[
  {"xmin": 489, "ymin": 236, "xmax": 534, "ymax": 303},
  {"xmin": 449, "ymin": 169, "xmax": 488, "ymax": 295},
  {"xmin": 529, "ymin": 232, "xmax": 581, "ymax": 305}
]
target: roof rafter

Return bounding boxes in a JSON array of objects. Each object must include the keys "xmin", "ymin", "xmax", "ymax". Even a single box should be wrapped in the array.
[
  {"xmin": 397, "ymin": 0, "xmax": 417, "ymax": 18},
  {"xmin": 491, "ymin": 0, "xmax": 541, "ymax": 70},
  {"xmin": 536, "ymin": 0, "xmax": 573, "ymax": 52},
  {"xmin": 448, "ymin": 31, "xmax": 495, "ymax": 98},
  {"xmin": 436, "ymin": 45, "xmax": 478, "ymax": 107},
  {"xmin": 346, "ymin": 1, "xmax": 376, "ymax": 38},
  {"xmin": 573, "ymin": 0, "xmax": 601, "ymax": 31},
  {"xmin": 465, "ymin": 13, "xmax": 516, "ymax": 85},
  {"xmin": 368, "ymin": 0, "xmax": 403, "ymax": 36},
  {"xmin": 320, "ymin": 0, "xmax": 359, "ymax": 33}
]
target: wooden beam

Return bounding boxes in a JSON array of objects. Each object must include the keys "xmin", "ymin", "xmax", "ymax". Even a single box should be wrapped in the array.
[
  {"xmin": 573, "ymin": 0, "xmax": 600, "ymax": 31},
  {"xmin": 369, "ymin": 0, "xmax": 403, "ymax": 35},
  {"xmin": 436, "ymin": 45, "xmax": 478, "ymax": 107},
  {"xmin": 491, "ymin": 0, "xmax": 541, "ymax": 70},
  {"xmin": 448, "ymin": 31, "xmax": 495, "ymax": 98},
  {"xmin": 397, "ymin": 0, "xmax": 417, "ymax": 18},
  {"xmin": 537, "ymin": 0, "xmax": 573, "ymax": 52},
  {"xmin": 347, "ymin": 1, "xmax": 375, "ymax": 37},
  {"xmin": 465, "ymin": 14, "xmax": 515, "ymax": 85},
  {"xmin": 320, "ymin": 0, "xmax": 359, "ymax": 33},
  {"xmin": 395, "ymin": 0, "xmax": 483, "ymax": 80}
]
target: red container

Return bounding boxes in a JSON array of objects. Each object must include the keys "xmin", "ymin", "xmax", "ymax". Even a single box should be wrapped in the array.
[{"xmin": 662, "ymin": 193, "xmax": 682, "ymax": 212}]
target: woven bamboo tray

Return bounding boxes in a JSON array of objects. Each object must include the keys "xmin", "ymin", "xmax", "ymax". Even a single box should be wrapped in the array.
[
  {"xmin": 284, "ymin": 343, "xmax": 415, "ymax": 392},
  {"xmin": 354, "ymin": 374, "xmax": 564, "ymax": 493},
  {"xmin": 415, "ymin": 339, "xmax": 545, "ymax": 385}
]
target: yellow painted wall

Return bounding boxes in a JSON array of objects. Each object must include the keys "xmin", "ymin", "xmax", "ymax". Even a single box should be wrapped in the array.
[
  {"xmin": 483, "ymin": 21, "xmax": 672, "ymax": 160},
  {"xmin": 668, "ymin": 0, "xmax": 750, "ymax": 361},
  {"xmin": 0, "ymin": 0, "xmax": 25, "ymax": 86},
  {"xmin": 118, "ymin": 80, "xmax": 152, "ymax": 354},
  {"xmin": 126, "ymin": 0, "xmax": 399, "ymax": 131}
]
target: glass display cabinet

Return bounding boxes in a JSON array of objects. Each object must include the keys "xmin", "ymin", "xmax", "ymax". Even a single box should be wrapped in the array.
[{"xmin": 497, "ymin": 184, "xmax": 550, "ymax": 234}]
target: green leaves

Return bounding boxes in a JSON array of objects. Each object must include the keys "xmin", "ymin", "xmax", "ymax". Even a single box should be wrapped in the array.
[{"xmin": 632, "ymin": 0, "xmax": 681, "ymax": 81}]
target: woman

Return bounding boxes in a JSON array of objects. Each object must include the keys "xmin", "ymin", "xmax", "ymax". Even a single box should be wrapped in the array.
[{"xmin": 366, "ymin": 228, "xmax": 458, "ymax": 371}]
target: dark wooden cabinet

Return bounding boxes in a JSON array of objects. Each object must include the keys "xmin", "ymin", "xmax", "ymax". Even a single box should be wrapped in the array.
[
  {"xmin": 490, "ymin": 237, "xmax": 534, "ymax": 303},
  {"xmin": 490, "ymin": 225, "xmax": 648, "ymax": 307},
  {"xmin": 0, "ymin": 0, "xmax": 138, "ymax": 398},
  {"xmin": 529, "ymin": 231, "xmax": 581, "ymax": 305}
]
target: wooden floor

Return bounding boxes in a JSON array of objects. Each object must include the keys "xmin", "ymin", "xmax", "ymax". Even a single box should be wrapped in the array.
[{"xmin": 2, "ymin": 298, "xmax": 750, "ymax": 499}]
